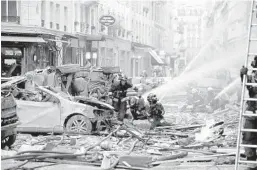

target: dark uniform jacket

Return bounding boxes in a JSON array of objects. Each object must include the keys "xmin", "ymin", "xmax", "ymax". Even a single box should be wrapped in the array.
[
  {"xmin": 149, "ymin": 102, "xmax": 165, "ymax": 119},
  {"xmin": 245, "ymin": 75, "xmax": 257, "ymax": 112},
  {"xmin": 110, "ymin": 81, "xmax": 133, "ymax": 99}
]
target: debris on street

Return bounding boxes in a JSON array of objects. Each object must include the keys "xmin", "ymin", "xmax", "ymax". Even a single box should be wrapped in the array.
[{"xmin": 1, "ymin": 100, "xmax": 241, "ymax": 169}]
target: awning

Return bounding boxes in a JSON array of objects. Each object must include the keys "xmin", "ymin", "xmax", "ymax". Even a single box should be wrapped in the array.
[
  {"xmin": 2, "ymin": 23, "xmax": 77, "ymax": 38},
  {"xmin": 76, "ymin": 33, "xmax": 105, "ymax": 41},
  {"xmin": 86, "ymin": 35, "xmax": 105, "ymax": 41},
  {"xmin": 1, "ymin": 36, "xmax": 46, "ymax": 43},
  {"xmin": 148, "ymin": 49, "xmax": 164, "ymax": 65}
]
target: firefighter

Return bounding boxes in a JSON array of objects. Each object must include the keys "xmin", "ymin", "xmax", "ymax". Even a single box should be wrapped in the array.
[
  {"xmin": 147, "ymin": 93, "xmax": 169, "ymax": 129},
  {"xmin": 206, "ymin": 87, "xmax": 220, "ymax": 112},
  {"xmin": 241, "ymin": 69, "xmax": 257, "ymax": 170},
  {"xmin": 251, "ymin": 56, "xmax": 257, "ymax": 69},
  {"xmin": 240, "ymin": 66, "xmax": 248, "ymax": 82},
  {"xmin": 129, "ymin": 94, "xmax": 147, "ymax": 120},
  {"xmin": 109, "ymin": 75, "xmax": 133, "ymax": 121}
]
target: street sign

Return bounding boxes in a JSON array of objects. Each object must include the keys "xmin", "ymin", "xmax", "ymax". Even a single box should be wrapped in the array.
[{"xmin": 99, "ymin": 15, "xmax": 115, "ymax": 27}]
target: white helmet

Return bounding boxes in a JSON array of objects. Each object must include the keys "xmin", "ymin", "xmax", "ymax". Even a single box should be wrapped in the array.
[
  {"xmin": 207, "ymin": 87, "xmax": 213, "ymax": 91},
  {"xmin": 191, "ymin": 88, "xmax": 197, "ymax": 94}
]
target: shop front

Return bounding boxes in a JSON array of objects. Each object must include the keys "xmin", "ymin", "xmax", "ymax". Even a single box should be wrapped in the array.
[
  {"xmin": 76, "ymin": 33, "xmax": 105, "ymax": 67},
  {"xmin": 1, "ymin": 35, "xmax": 47, "ymax": 77},
  {"xmin": 131, "ymin": 43, "xmax": 153, "ymax": 77},
  {"xmin": 148, "ymin": 48, "xmax": 164, "ymax": 76},
  {"xmin": 1, "ymin": 47, "xmax": 22, "ymax": 77},
  {"xmin": 1, "ymin": 24, "xmax": 79, "ymax": 76},
  {"xmin": 98, "ymin": 36, "xmax": 131, "ymax": 75}
]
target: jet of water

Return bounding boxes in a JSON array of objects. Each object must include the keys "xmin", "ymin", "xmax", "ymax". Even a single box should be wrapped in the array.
[
  {"xmin": 143, "ymin": 52, "xmax": 244, "ymax": 102},
  {"xmin": 214, "ymin": 77, "xmax": 240, "ymax": 100},
  {"xmin": 181, "ymin": 17, "xmax": 233, "ymax": 75}
]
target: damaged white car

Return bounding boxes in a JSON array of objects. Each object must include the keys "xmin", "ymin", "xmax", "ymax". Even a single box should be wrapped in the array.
[{"xmin": 2, "ymin": 77, "xmax": 115, "ymax": 135}]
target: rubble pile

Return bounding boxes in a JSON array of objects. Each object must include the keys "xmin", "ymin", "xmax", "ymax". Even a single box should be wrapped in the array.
[
  {"xmin": 2, "ymin": 108, "xmax": 241, "ymax": 170},
  {"xmin": 1, "ymin": 67, "xmax": 242, "ymax": 169}
]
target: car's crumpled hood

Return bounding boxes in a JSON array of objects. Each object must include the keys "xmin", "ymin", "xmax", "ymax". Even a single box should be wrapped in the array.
[{"xmin": 74, "ymin": 96, "xmax": 114, "ymax": 110}]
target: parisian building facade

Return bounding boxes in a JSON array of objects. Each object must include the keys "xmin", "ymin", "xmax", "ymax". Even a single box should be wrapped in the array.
[
  {"xmin": 201, "ymin": 0, "xmax": 257, "ymax": 76},
  {"xmin": 1, "ymin": 0, "xmax": 174, "ymax": 77},
  {"xmin": 172, "ymin": 1, "xmax": 204, "ymax": 74}
]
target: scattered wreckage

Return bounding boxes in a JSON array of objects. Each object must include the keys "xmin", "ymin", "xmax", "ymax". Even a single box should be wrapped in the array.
[
  {"xmin": 1, "ymin": 76, "xmax": 116, "ymax": 135},
  {"xmin": 1, "ymin": 71, "xmax": 241, "ymax": 170},
  {"xmin": 1, "ymin": 77, "xmax": 21, "ymax": 149},
  {"xmin": 1, "ymin": 111, "xmax": 238, "ymax": 170},
  {"xmin": 1, "ymin": 74, "xmax": 147, "ymax": 136}
]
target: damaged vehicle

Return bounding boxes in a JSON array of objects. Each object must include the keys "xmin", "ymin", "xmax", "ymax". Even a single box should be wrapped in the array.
[
  {"xmin": 25, "ymin": 65, "xmax": 122, "ymax": 99},
  {"xmin": 1, "ymin": 77, "xmax": 22, "ymax": 148},
  {"xmin": 2, "ymin": 76, "xmax": 115, "ymax": 135}
]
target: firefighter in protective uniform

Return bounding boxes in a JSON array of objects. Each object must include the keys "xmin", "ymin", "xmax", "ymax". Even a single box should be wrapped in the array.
[
  {"xmin": 241, "ymin": 69, "xmax": 257, "ymax": 170},
  {"xmin": 109, "ymin": 75, "xmax": 133, "ymax": 121},
  {"xmin": 147, "ymin": 93, "xmax": 170, "ymax": 129}
]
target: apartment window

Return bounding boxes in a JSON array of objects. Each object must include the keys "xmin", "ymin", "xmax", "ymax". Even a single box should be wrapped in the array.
[
  {"xmin": 55, "ymin": 4, "xmax": 60, "ymax": 27},
  {"xmin": 118, "ymin": 29, "xmax": 121, "ymax": 37},
  {"xmin": 64, "ymin": 25, "xmax": 67, "ymax": 31},
  {"xmin": 1, "ymin": 0, "xmax": 19, "ymax": 23},
  {"xmin": 41, "ymin": 20, "xmax": 45, "ymax": 27},
  {"xmin": 50, "ymin": 2, "xmax": 54, "ymax": 27},
  {"xmin": 64, "ymin": 6, "xmax": 68, "ymax": 29},
  {"xmin": 91, "ymin": 8, "xmax": 95, "ymax": 28},
  {"xmin": 41, "ymin": 0, "xmax": 46, "ymax": 21},
  {"xmin": 74, "ymin": 22, "xmax": 77, "ymax": 32},
  {"xmin": 56, "ymin": 23, "xmax": 60, "ymax": 30}
]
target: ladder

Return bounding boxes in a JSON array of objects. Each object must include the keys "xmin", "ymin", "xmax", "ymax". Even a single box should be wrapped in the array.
[{"xmin": 235, "ymin": 0, "xmax": 257, "ymax": 169}]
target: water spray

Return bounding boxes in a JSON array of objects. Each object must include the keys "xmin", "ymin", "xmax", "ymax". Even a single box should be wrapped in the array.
[{"xmin": 214, "ymin": 77, "xmax": 240, "ymax": 100}]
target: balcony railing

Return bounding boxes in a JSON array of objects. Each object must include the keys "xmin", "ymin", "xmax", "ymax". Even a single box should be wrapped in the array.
[{"xmin": 1, "ymin": 16, "xmax": 20, "ymax": 24}]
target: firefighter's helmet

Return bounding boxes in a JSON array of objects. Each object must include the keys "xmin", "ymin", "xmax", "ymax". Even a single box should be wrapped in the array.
[
  {"xmin": 147, "ymin": 93, "xmax": 158, "ymax": 103},
  {"xmin": 119, "ymin": 74, "xmax": 127, "ymax": 81}
]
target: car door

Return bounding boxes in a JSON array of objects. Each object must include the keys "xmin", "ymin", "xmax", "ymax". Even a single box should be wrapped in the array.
[{"xmin": 16, "ymin": 95, "xmax": 61, "ymax": 133}]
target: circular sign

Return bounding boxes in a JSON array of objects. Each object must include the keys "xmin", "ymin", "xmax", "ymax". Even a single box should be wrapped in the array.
[{"xmin": 99, "ymin": 15, "xmax": 115, "ymax": 27}]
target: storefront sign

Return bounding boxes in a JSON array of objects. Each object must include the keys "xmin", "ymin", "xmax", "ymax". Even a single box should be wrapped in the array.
[{"xmin": 99, "ymin": 15, "xmax": 115, "ymax": 27}]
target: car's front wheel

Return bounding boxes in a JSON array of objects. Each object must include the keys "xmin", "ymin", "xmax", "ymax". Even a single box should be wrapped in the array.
[{"xmin": 65, "ymin": 115, "xmax": 92, "ymax": 134}]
